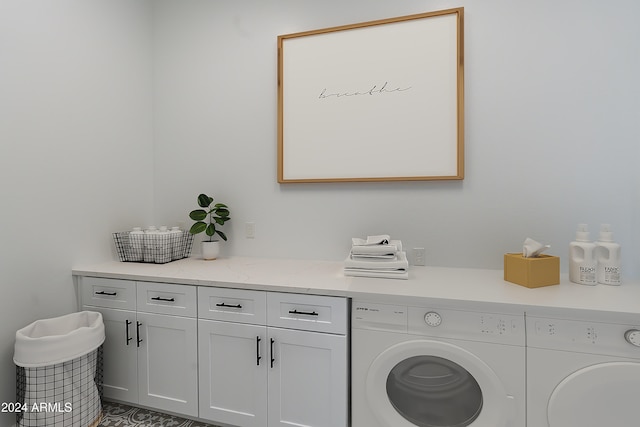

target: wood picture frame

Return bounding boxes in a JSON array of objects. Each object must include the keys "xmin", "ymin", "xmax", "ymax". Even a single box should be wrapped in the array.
[{"xmin": 277, "ymin": 8, "xmax": 464, "ymax": 183}]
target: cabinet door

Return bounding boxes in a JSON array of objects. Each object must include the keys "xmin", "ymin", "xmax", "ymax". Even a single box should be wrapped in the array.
[
  {"xmin": 84, "ymin": 306, "xmax": 138, "ymax": 403},
  {"xmin": 268, "ymin": 328, "xmax": 348, "ymax": 427},
  {"xmin": 137, "ymin": 312, "xmax": 198, "ymax": 417},
  {"xmin": 198, "ymin": 319, "xmax": 268, "ymax": 427}
]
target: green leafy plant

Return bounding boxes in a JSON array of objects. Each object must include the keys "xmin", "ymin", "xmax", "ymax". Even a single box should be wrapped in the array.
[{"xmin": 189, "ymin": 193, "xmax": 230, "ymax": 242}]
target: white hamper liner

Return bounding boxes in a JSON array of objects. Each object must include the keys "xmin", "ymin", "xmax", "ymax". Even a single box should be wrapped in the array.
[{"xmin": 14, "ymin": 311, "xmax": 105, "ymax": 427}]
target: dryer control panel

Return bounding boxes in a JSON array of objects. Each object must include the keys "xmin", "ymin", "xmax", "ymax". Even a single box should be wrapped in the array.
[{"xmin": 527, "ymin": 316, "xmax": 640, "ymax": 358}]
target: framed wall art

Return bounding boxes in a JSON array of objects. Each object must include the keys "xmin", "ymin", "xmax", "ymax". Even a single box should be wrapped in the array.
[{"xmin": 277, "ymin": 8, "xmax": 464, "ymax": 183}]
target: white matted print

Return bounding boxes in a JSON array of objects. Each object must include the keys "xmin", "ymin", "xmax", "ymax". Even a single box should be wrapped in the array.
[{"xmin": 277, "ymin": 8, "xmax": 464, "ymax": 183}]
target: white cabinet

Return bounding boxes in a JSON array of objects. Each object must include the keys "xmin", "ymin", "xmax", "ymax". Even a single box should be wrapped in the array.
[
  {"xmin": 136, "ymin": 311, "xmax": 198, "ymax": 416},
  {"xmin": 267, "ymin": 326, "xmax": 347, "ymax": 427},
  {"xmin": 80, "ymin": 277, "xmax": 138, "ymax": 401},
  {"xmin": 79, "ymin": 276, "xmax": 349, "ymax": 426},
  {"xmin": 80, "ymin": 277, "xmax": 198, "ymax": 418},
  {"xmin": 198, "ymin": 319, "xmax": 268, "ymax": 427},
  {"xmin": 198, "ymin": 287, "xmax": 348, "ymax": 427},
  {"xmin": 95, "ymin": 306, "xmax": 138, "ymax": 402}
]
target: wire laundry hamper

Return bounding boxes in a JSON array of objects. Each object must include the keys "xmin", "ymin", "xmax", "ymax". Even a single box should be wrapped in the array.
[{"xmin": 14, "ymin": 312, "xmax": 105, "ymax": 427}]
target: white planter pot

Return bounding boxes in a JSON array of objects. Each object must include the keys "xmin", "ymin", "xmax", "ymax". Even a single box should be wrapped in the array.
[{"xmin": 201, "ymin": 241, "xmax": 220, "ymax": 260}]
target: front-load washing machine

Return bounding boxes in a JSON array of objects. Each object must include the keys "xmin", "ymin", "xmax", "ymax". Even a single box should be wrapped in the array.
[
  {"xmin": 351, "ymin": 300, "xmax": 526, "ymax": 427},
  {"xmin": 527, "ymin": 311, "xmax": 640, "ymax": 427}
]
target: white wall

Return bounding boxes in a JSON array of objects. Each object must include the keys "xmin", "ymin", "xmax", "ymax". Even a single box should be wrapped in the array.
[
  {"xmin": 153, "ymin": 0, "xmax": 640, "ymax": 276},
  {"xmin": 0, "ymin": 1, "xmax": 638, "ymax": 423},
  {"xmin": 0, "ymin": 0, "xmax": 153, "ymax": 423}
]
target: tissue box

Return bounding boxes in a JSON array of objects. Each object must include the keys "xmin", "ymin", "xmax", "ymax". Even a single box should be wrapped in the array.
[{"xmin": 504, "ymin": 253, "xmax": 559, "ymax": 288}]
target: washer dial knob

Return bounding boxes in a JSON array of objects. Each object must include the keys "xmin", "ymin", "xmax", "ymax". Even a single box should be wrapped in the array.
[
  {"xmin": 624, "ymin": 329, "xmax": 640, "ymax": 347},
  {"xmin": 424, "ymin": 311, "xmax": 442, "ymax": 327}
]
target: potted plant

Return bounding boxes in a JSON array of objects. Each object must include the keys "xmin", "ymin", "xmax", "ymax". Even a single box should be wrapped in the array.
[{"xmin": 189, "ymin": 193, "xmax": 230, "ymax": 260}]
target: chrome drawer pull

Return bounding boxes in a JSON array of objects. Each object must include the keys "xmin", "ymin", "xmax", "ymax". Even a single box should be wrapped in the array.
[
  {"xmin": 216, "ymin": 303, "xmax": 242, "ymax": 309},
  {"xmin": 289, "ymin": 309, "xmax": 318, "ymax": 316},
  {"xmin": 95, "ymin": 291, "xmax": 117, "ymax": 296},
  {"xmin": 151, "ymin": 296, "xmax": 175, "ymax": 302}
]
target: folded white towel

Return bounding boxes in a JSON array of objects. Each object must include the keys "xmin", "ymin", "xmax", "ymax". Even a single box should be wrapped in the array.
[
  {"xmin": 345, "ymin": 251, "xmax": 409, "ymax": 270},
  {"xmin": 367, "ymin": 235, "xmax": 391, "ymax": 245},
  {"xmin": 351, "ymin": 239, "xmax": 403, "ymax": 258},
  {"xmin": 351, "ymin": 236, "xmax": 392, "ymax": 246},
  {"xmin": 351, "ymin": 252, "xmax": 397, "ymax": 259},
  {"xmin": 350, "ymin": 254, "xmax": 399, "ymax": 262},
  {"xmin": 343, "ymin": 269, "xmax": 409, "ymax": 280},
  {"xmin": 345, "ymin": 266, "xmax": 407, "ymax": 273}
]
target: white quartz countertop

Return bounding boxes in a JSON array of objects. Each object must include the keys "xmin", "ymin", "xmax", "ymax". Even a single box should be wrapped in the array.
[{"xmin": 72, "ymin": 256, "xmax": 640, "ymax": 317}]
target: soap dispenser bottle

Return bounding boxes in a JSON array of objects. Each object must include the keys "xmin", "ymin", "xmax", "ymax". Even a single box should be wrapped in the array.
[
  {"xmin": 569, "ymin": 224, "xmax": 597, "ymax": 285},
  {"xmin": 596, "ymin": 224, "xmax": 621, "ymax": 285}
]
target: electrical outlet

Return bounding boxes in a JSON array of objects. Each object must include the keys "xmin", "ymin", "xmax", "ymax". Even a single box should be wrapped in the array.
[
  {"xmin": 413, "ymin": 248, "xmax": 426, "ymax": 266},
  {"xmin": 245, "ymin": 222, "xmax": 256, "ymax": 239}
]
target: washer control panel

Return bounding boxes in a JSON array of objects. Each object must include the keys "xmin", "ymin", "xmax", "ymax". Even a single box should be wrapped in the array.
[
  {"xmin": 352, "ymin": 301, "xmax": 524, "ymax": 345},
  {"xmin": 352, "ymin": 302, "xmax": 408, "ymax": 332},
  {"xmin": 409, "ymin": 306, "xmax": 525, "ymax": 345}
]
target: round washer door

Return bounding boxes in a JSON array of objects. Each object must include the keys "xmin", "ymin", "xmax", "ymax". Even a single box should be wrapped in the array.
[
  {"xmin": 548, "ymin": 362, "xmax": 640, "ymax": 427},
  {"xmin": 366, "ymin": 339, "xmax": 512, "ymax": 427}
]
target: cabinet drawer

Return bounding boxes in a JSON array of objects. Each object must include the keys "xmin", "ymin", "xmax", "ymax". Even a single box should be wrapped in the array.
[
  {"xmin": 198, "ymin": 286, "xmax": 266, "ymax": 324},
  {"xmin": 81, "ymin": 277, "xmax": 136, "ymax": 310},
  {"xmin": 137, "ymin": 282, "xmax": 197, "ymax": 317},
  {"xmin": 267, "ymin": 293, "xmax": 348, "ymax": 335}
]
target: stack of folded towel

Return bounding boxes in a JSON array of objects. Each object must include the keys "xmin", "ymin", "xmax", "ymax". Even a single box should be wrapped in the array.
[{"xmin": 344, "ymin": 235, "xmax": 408, "ymax": 279}]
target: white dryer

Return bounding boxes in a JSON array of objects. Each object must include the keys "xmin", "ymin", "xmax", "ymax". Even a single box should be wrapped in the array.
[
  {"xmin": 527, "ymin": 312, "xmax": 640, "ymax": 427},
  {"xmin": 351, "ymin": 300, "xmax": 526, "ymax": 427}
]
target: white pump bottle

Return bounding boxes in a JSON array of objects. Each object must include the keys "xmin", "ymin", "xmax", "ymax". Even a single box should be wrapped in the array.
[
  {"xmin": 596, "ymin": 224, "xmax": 621, "ymax": 285},
  {"xmin": 569, "ymin": 224, "xmax": 597, "ymax": 285}
]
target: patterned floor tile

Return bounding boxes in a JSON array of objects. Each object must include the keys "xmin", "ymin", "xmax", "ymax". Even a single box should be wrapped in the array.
[{"xmin": 98, "ymin": 401, "xmax": 219, "ymax": 427}]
